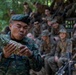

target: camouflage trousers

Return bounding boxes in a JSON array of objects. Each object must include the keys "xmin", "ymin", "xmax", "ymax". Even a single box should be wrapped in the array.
[
  {"xmin": 0, "ymin": 70, "xmax": 30, "ymax": 75},
  {"xmin": 57, "ymin": 57, "xmax": 68, "ymax": 68},
  {"xmin": 46, "ymin": 56, "xmax": 68, "ymax": 71},
  {"xmin": 72, "ymin": 71, "xmax": 76, "ymax": 75},
  {"xmin": 44, "ymin": 56, "xmax": 56, "ymax": 75},
  {"xmin": 30, "ymin": 67, "xmax": 46, "ymax": 75}
]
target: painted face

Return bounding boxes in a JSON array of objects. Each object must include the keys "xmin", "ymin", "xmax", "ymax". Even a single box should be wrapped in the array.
[
  {"xmin": 34, "ymin": 21, "xmax": 40, "ymax": 28},
  {"xmin": 59, "ymin": 33, "xmax": 67, "ymax": 39},
  {"xmin": 47, "ymin": 20, "xmax": 52, "ymax": 26},
  {"xmin": 45, "ymin": 9, "xmax": 50, "ymax": 16},
  {"xmin": 41, "ymin": 36, "xmax": 48, "ymax": 41},
  {"xmin": 9, "ymin": 21, "xmax": 29, "ymax": 40}
]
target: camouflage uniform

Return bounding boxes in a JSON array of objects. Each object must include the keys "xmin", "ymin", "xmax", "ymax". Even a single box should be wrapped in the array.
[
  {"xmin": 39, "ymin": 30, "xmax": 56, "ymax": 75},
  {"xmin": 50, "ymin": 19, "xmax": 65, "ymax": 42},
  {"xmin": 44, "ymin": 37, "xmax": 56, "ymax": 75},
  {"xmin": 40, "ymin": 37, "xmax": 56, "ymax": 55},
  {"xmin": 39, "ymin": 30, "xmax": 56, "ymax": 55},
  {"xmin": 47, "ymin": 29, "xmax": 72, "ymax": 74},
  {"xmin": 55, "ymin": 29, "xmax": 72, "ymax": 67},
  {"xmin": 55, "ymin": 38, "xmax": 72, "ymax": 67},
  {"xmin": 41, "ymin": 23, "xmax": 48, "ymax": 32},
  {"xmin": 0, "ymin": 33, "xmax": 42, "ymax": 75},
  {"xmin": 32, "ymin": 25, "xmax": 41, "ymax": 38},
  {"xmin": 51, "ymin": 24, "xmax": 65, "ymax": 37}
]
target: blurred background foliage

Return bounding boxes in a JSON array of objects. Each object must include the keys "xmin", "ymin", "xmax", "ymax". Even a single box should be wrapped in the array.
[{"xmin": 0, "ymin": 0, "xmax": 52, "ymax": 32}]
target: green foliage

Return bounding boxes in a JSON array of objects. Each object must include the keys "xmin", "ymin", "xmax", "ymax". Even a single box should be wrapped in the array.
[
  {"xmin": 0, "ymin": 0, "xmax": 52, "ymax": 32},
  {"xmin": 0, "ymin": 20, "xmax": 8, "ymax": 32}
]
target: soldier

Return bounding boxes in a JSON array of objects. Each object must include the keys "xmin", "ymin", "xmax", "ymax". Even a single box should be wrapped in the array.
[
  {"xmin": 40, "ymin": 17, "xmax": 52, "ymax": 33},
  {"xmin": 31, "ymin": 20, "xmax": 41, "ymax": 38},
  {"xmin": 40, "ymin": 30, "xmax": 56, "ymax": 55},
  {"xmin": 39, "ymin": 30, "xmax": 56, "ymax": 75},
  {"xmin": 23, "ymin": 2, "xmax": 32, "ymax": 16},
  {"xmin": 46, "ymin": 17, "xmax": 53, "ymax": 32},
  {"xmin": 0, "ymin": 14, "xmax": 42, "ymax": 75},
  {"xmin": 55, "ymin": 29, "xmax": 72, "ymax": 68},
  {"xmin": 51, "ymin": 19, "xmax": 65, "ymax": 41},
  {"xmin": 26, "ymin": 33, "xmax": 41, "ymax": 48},
  {"xmin": 42, "ymin": 7, "xmax": 52, "ymax": 22},
  {"xmin": 40, "ymin": 23, "xmax": 48, "ymax": 32},
  {"xmin": 47, "ymin": 29, "xmax": 72, "ymax": 75},
  {"xmin": 33, "ymin": 2, "xmax": 48, "ymax": 15},
  {"xmin": 9, "ymin": 10, "xmax": 16, "ymax": 17}
]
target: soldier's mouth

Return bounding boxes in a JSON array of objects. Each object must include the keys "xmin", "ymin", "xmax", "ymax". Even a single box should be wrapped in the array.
[{"xmin": 19, "ymin": 33, "xmax": 24, "ymax": 37}]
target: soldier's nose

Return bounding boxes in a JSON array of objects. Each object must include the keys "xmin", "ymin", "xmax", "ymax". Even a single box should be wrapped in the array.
[{"xmin": 20, "ymin": 27, "xmax": 24, "ymax": 31}]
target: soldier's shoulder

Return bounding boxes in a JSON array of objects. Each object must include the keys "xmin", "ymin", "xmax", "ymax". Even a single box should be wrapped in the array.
[
  {"xmin": 66, "ymin": 39, "xmax": 72, "ymax": 45},
  {"xmin": 70, "ymin": 37, "xmax": 75, "ymax": 41},
  {"xmin": 66, "ymin": 38, "xmax": 72, "ymax": 42},
  {"xmin": 0, "ymin": 34, "xmax": 9, "ymax": 39},
  {"xmin": 24, "ymin": 37, "xmax": 34, "ymax": 44}
]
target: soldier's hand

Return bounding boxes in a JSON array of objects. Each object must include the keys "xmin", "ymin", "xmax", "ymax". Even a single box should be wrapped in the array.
[
  {"xmin": 41, "ymin": 55, "xmax": 46, "ymax": 59},
  {"xmin": 55, "ymin": 56, "xmax": 59, "ymax": 62},
  {"xmin": 74, "ymin": 24, "xmax": 76, "ymax": 28},
  {"xmin": 42, "ymin": 17, "xmax": 47, "ymax": 21},
  {"xmin": 3, "ymin": 43, "xmax": 16, "ymax": 58},
  {"xmin": 18, "ymin": 45, "xmax": 32, "ymax": 57},
  {"xmin": 54, "ymin": 36, "xmax": 59, "ymax": 41}
]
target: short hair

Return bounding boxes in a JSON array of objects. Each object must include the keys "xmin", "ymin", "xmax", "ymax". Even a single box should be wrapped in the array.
[
  {"xmin": 45, "ymin": 7, "xmax": 50, "ymax": 11},
  {"xmin": 23, "ymin": 2, "xmax": 28, "ymax": 5}
]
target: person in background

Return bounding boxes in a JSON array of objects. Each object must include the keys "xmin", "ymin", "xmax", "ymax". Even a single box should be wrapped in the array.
[
  {"xmin": 47, "ymin": 29, "xmax": 72, "ymax": 75},
  {"xmin": 26, "ymin": 33, "xmax": 41, "ymax": 48},
  {"xmin": 51, "ymin": 19, "xmax": 65, "ymax": 41},
  {"xmin": 23, "ymin": 2, "xmax": 32, "ymax": 16},
  {"xmin": 31, "ymin": 20, "xmax": 41, "ymax": 38},
  {"xmin": 40, "ymin": 29, "xmax": 57, "ymax": 75}
]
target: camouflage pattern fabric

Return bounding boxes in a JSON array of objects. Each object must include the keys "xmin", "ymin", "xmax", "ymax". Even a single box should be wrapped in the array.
[{"xmin": 0, "ymin": 33, "xmax": 42, "ymax": 75}]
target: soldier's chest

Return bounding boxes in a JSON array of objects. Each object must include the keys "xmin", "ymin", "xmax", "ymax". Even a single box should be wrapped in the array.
[
  {"xmin": 19, "ymin": 40, "xmax": 33, "ymax": 51},
  {"xmin": 42, "ymin": 42, "xmax": 51, "ymax": 52},
  {"xmin": 59, "ymin": 41, "xmax": 67, "ymax": 52}
]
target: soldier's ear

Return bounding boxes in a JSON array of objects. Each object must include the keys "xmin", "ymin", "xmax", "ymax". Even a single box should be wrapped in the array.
[{"xmin": 9, "ymin": 23, "xmax": 12, "ymax": 30}]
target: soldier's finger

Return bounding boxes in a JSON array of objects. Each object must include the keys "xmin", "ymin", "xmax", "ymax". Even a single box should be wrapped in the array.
[
  {"xmin": 6, "ymin": 44, "xmax": 15, "ymax": 52},
  {"xmin": 19, "ymin": 47, "xmax": 28, "ymax": 54},
  {"xmin": 24, "ymin": 50, "xmax": 29, "ymax": 55},
  {"xmin": 3, "ymin": 44, "xmax": 13, "ymax": 53},
  {"xmin": 19, "ymin": 45, "xmax": 27, "ymax": 49},
  {"xmin": 4, "ymin": 43, "xmax": 12, "ymax": 50},
  {"xmin": 19, "ymin": 48, "xmax": 26, "ymax": 53},
  {"xmin": 8, "ymin": 45, "xmax": 16, "ymax": 53}
]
